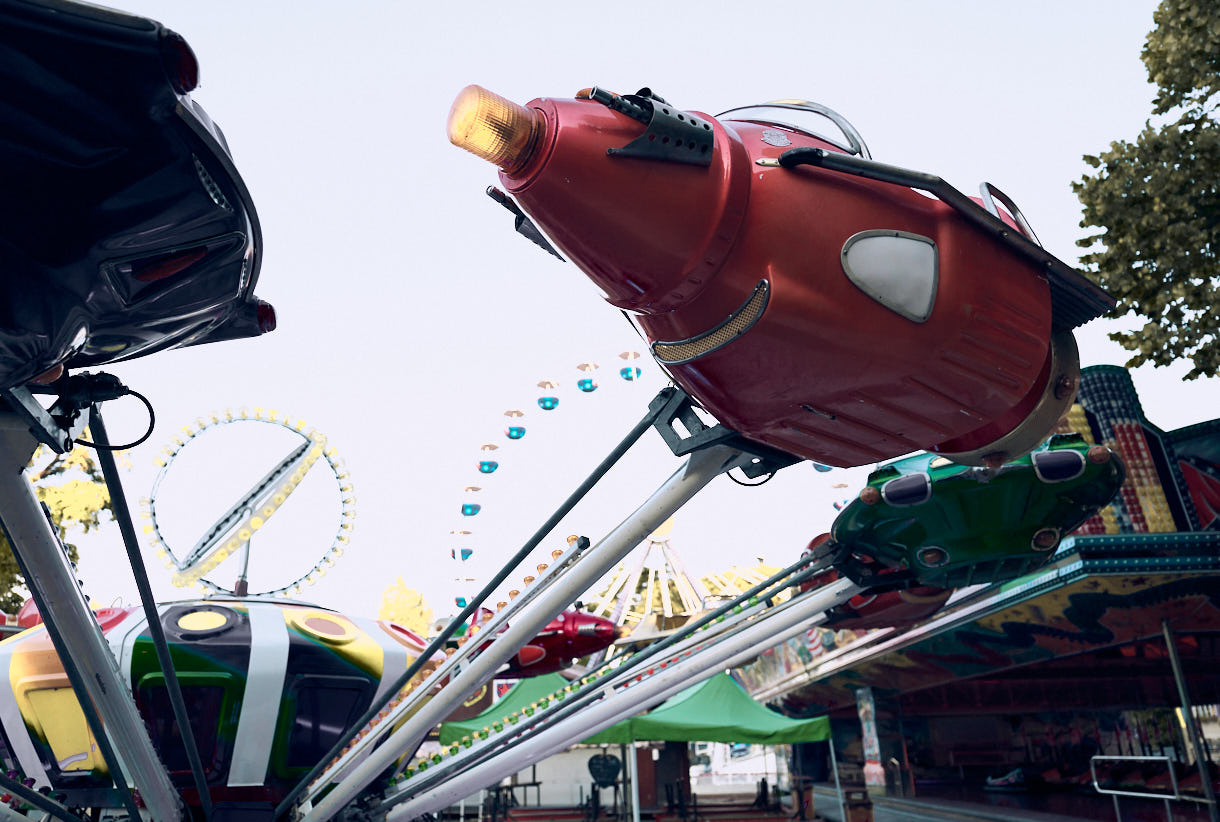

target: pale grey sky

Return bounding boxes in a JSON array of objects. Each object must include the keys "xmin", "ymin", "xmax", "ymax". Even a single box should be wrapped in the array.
[{"xmin": 69, "ymin": 0, "xmax": 1215, "ymax": 619}]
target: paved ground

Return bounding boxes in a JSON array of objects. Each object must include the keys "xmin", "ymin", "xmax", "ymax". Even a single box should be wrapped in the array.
[{"xmin": 808, "ymin": 785, "xmax": 1212, "ymax": 822}]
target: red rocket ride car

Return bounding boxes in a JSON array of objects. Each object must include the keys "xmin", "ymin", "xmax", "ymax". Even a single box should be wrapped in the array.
[
  {"xmin": 501, "ymin": 610, "xmax": 621, "ymax": 678},
  {"xmin": 448, "ymin": 87, "xmax": 1115, "ymax": 467}
]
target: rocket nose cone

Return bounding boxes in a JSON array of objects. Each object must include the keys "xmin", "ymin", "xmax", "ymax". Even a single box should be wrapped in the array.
[{"xmin": 447, "ymin": 85, "xmax": 543, "ymax": 174}]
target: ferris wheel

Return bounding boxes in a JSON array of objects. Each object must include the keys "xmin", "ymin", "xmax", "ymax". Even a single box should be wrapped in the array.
[
  {"xmin": 139, "ymin": 408, "xmax": 355, "ymax": 597},
  {"xmin": 447, "ymin": 352, "xmax": 650, "ymax": 608}
]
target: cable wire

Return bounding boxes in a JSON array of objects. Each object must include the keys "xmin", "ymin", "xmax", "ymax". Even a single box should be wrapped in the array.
[{"xmin": 74, "ymin": 389, "xmax": 155, "ymax": 450}]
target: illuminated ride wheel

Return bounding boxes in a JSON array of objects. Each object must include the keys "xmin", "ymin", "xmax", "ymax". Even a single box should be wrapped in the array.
[{"xmin": 141, "ymin": 409, "xmax": 356, "ymax": 597}]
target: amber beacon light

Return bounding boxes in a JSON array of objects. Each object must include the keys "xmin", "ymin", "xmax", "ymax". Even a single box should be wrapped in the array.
[{"xmin": 447, "ymin": 85, "xmax": 542, "ymax": 174}]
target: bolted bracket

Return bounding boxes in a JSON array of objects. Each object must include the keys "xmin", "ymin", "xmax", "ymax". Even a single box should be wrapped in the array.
[
  {"xmin": 647, "ymin": 387, "xmax": 799, "ymax": 479},
  {"xmin": 605, "ymin": 88, "xmax": 714, "ymax": 167}
]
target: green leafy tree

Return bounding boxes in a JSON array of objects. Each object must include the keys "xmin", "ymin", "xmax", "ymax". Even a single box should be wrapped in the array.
[
  {"xmin": 0, "ymin": 445, "xmax": 113, "ymax": 613},
  {"xmin": 1073, "ymin": 0, "xmax": 1220, "ymax": 379}
]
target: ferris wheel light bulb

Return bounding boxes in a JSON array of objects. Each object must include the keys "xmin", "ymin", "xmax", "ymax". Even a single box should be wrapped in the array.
[
  {"xmin": 268, "ymin": 409, "xmax": 278, "ymax": 421},
  {"xmin": 250, "ymin": 517, "xmax": 264, "ymax": 530},
  {"xmin": 142, "ymin": 524, "xmax": 153, "ymax": 534},
  {"xmin": 262, "ymin": 505, "xmax": 275, "ymax": 517},
  {"xmin": 238, "ymin": 529, "xmax": 252, "ymax": 541}
]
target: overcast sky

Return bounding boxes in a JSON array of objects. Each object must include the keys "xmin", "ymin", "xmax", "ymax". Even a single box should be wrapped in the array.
[{"xmin": 66, "ymin": 0, "xmax": 1215, "ymax": 620}]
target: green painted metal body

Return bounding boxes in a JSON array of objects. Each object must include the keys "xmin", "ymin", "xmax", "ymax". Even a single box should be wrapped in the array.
[{"xmin": 831, "ymin": 434, "xmax": 1125, "ymax": 589}]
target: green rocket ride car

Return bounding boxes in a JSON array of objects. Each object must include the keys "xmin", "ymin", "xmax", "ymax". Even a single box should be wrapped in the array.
[{"xmin": 830, "ymin": 434, "xmax": 1125, "ymax": 590}]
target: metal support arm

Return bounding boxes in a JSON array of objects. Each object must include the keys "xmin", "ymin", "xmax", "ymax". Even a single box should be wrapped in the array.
[{"xmin": 0, "ymin": 411, "xmax": 181, "ymax": 821}]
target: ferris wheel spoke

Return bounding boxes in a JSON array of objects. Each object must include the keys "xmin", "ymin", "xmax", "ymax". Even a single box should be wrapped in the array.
[
  {"xmin": 144, "ymin": 410, "xmax": 354, "ymax": 598},
  {"xmin": 181, "ymin": 438, "xmax": 312, "ymax": 566}
]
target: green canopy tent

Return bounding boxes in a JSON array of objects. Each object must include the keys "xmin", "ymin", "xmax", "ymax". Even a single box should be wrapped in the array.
[
  {"xmin": 439, "ymin": 672, "xmax": 829, "ymax": 745},
  {"xmin": 438, "ymin": 673, "xmax": 831, "ymax": 822},
  {"xmin": 439, "ymin": 673, "xmax": 569, "ymax": 745},
  {"xmin": 584, "ymin": 673, "xmax": 828, "ymax": 744}
]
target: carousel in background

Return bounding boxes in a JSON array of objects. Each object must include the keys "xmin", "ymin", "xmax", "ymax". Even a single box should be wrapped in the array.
[{"xmin": 582, "ymin": 518, "xmax": 789, "ymax": 660}]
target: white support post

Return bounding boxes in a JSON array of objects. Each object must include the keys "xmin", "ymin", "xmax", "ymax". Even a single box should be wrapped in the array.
[
  {"xmin": 628, "ymin": 741, "xmax": 640, "ymax": 822},
  {"xmin": 300, "ymin": 445, "xmax": 751, "ymax": 821},
  {"xmin": 384, "ymin": 576, "xmax": 859, "ymax": 820},
  {"xmin": 829, "ymin": 732, "xmax": 846, "ymax": 822}
]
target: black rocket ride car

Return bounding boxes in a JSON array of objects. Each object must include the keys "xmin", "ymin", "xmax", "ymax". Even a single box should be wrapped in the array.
[{"xmin": 0, "ymin": 0, "xmax": 273, "ymax": 390}]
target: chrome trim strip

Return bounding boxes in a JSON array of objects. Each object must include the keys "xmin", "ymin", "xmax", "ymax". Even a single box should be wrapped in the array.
[
  {"xmin": 652, "ymin": 280, "xmax": 769, "ymax": 365},
  {"xmin": 355, "ymin": 617, "xmax": 403, "ymax": 706},
  {"xmin": 228, "ymin": 603, "xmax": 289, "ymax": 786},
  {"xmin": 110, "ymin": 607, "xmax": 152, "ymax": 691}
]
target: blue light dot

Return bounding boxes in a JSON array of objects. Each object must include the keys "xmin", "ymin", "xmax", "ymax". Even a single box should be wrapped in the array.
[
  {"xmin": 538, "ymin": 396, "xmax": 559, "ymax": 411},
  {"xmin": 577, "ymin": 378, "xmax": 598, "ymax": 393},
  {"xmin": 506, "ymin": 426, "xmax": 526, "ymax": 440},
  {"xmin": 461, "ymin": 503, "xmax": 481, "ymax": 516},
  {"xmin": 620, "ymin": 367, "xmax": 641, "ymax": 381},
  {"xmin": 478, "ymin": 460, "xmax": 499, "ymax": 474}
]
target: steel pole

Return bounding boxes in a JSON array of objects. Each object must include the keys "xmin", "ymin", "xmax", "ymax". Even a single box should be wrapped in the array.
[
  {"xmin": 301, "ymin": 444, "xmax": 750, "ymax": 821},
  {"xmin": 382, "ymin": 559, "xmax": 838, "ymax": 806},
  {"xmin": 828, "ymin": 734, "xmax": 847, "ymax": 822},
  {"xmin": 278, "ymin": 398, "xmax": 668, "ymax": 820},
  {"xmin": 91, "ymin": 408, "xmax": 213, "ymax": 821},
  {"xmin": 384, "ymin": 577, "xmax": 857, "ymax": 819},
  {"xmin": 0, "ymin": 416, "xmax": 181, "ymax": 821},
  {"xmin": 1162, "ymin": 620, "xmax": 1219, "ymax": 821},
  {"xmin": 628, "ymin": 741, "xmax": 640, "ymax": 822}
]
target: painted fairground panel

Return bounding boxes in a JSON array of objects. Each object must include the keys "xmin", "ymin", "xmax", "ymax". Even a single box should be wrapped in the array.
[
  {"xmin": 737, "ymin": 365, "xmax": 1220, "ymax": 711},
  {"xmin": 775, "ymin": 565, "xmax": 1220, "ymax": 713}
]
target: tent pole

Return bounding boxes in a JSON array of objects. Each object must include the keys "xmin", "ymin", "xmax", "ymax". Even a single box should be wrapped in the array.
[
  {"xmin": 628, "ymin": 741, "xmax": 641, "ymax": 822},
  {"xmin": 828, "ymin": 734, "xmax": 846, "ymax": 822},
  {"xmin": 1162, "ymin": 620, "xmax": 1219, "ymax": 822}
]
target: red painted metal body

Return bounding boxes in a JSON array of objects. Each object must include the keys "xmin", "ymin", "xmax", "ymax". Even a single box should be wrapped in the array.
[
  {"xmin": 500, "ymin": 97, "xmax": 1066, "ymax": 467},
  {"xmin": 803, "ymin": 568, "xmax": 952, "ymax": 631},
  {"xmin": 501, "ymin": 609, "xmax": 617, "ymax": 678},
  {"xmin": 798, "ymin": 537, "xmax": 951, "ymax": 630}
]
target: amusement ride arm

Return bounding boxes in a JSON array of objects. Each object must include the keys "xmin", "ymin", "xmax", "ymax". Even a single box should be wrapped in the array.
[
  {"xmin": 296, "ymin": 444, "xmax": 753, "ymax": 821},
  {"xmin": 381, "ymin": 575, "xmax": 859, "ymax": 820}
]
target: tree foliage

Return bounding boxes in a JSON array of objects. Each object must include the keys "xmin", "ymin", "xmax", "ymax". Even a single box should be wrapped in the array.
[
  {"xmin": 1073, "ymin": 0, "xmax": 1220, "ymax": 379},
  {"xmin": 0, "ymin": 445, "xmax": 112, "ymax": 613}
]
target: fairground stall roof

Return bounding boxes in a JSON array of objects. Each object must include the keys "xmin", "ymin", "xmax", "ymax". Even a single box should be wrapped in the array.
[{"xmin": 737, "ymin": 366, "xmax": 1220, "ymax": 717}]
